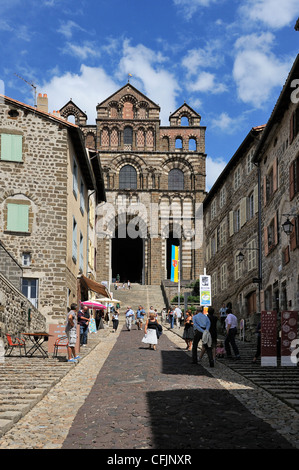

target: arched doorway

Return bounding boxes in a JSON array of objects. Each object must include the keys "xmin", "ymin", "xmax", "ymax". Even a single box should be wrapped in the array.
[{"xmin": 112, "ymin": 223, "xmax": 144, "ymax": 283}]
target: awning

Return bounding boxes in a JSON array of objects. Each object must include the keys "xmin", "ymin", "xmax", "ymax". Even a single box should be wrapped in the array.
[{"xmin": 80, "ymin": 275, "xmax": 110, "ymax": 298}]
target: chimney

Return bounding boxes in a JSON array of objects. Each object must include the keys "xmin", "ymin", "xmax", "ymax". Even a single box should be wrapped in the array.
[{"xmin": 37, "ymin": 93, "xmax": 48, "ymax": 113}]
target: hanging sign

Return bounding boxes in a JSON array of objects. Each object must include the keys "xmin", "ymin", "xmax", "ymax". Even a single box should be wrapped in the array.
[
  {"xmin": 199, "ymin": 275, "xmax": 211, "ymax": 307},
  {"xmin": 281, "ymin": 310, "xmax": 298, "ymax": 366},
  {"xmin": 261, "ymin": 310, "xmax": 277, "ymax": 366}
]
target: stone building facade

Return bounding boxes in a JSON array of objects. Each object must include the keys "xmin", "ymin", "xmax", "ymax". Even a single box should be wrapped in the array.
[
  {"xmin": 203, "ymin": 125, "xmax": 265, "ymax": 326},
  {"xmin": 60, "ymin": 83, "xmax": 206, "ymax": 286},
  {"xmin": 253, "ymin": 54, "xmax": 299, "ymax": 314},
  {"xmin": 0, "ymin": 93, "xmax": 105, "ymax": 327}
]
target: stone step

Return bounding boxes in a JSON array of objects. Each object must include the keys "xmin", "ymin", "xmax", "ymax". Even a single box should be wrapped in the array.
[{"xmin": 0, "ymin": 329, "xmax": 109, "ymax": 437}]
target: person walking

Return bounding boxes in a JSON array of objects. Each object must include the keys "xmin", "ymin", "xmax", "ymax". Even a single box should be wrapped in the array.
[
  {"xmin": 142, "ymin": 312, "xmax": 160, "ymax": 350},
  {"xmin": 125, "ymin": 306, "xmax": 134, "ymax": 331},
  {"xmin": 65, "ymin": 303, "xmax": 80, "ymax": 362},
  {"xmin": 174, "ymin": 305, "xmax": 182, "ymax": 329},
  {"xmin": 219, "ymin": 303, "xmax": 228, "ymax": 333},
  {"xmin": 199, "ymin": 306, "xmax": 218, "ymax": 362},
  {"xmin": 191, "ymin": 307, "xmax": 214, "ymax": 367},
  {"xmin": 182, "ymin": 310, "xmax": 194, "ymax": 350},
  {"xmin": 168, "ymin": 307, "xmax": 175, "ymax": 329},
  {"xmin": 224, "ymin": 308, "xmax": 241, "ymax": 360},
  {"xmin": 136, "ymin": 305, "xmax": 146, "ymax": 330},
  {"xmin": 112, "ymin": 309, "xmax": 119, "ymax": 332},
  {"xmin": 77, "ymin": 305, "xmax": 90, "ymax": 347}
]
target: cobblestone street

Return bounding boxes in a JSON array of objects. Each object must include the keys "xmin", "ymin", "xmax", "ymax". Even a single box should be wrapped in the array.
[{"xmin": 0, "ymin": 323, "xmax": 298, "ymax": 451}]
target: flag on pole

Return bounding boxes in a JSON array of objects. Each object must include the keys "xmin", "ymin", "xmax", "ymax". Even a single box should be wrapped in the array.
[{"xmin": 171, "ymin": 245, "xmax": 179, "ymax": 283}]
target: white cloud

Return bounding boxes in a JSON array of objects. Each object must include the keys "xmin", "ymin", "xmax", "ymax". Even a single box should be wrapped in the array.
[
  {"xmin": 181, "ymin": 41, "xmax": 224, "ymax": 76},
  {"xmin": 62, "ymin": 41, "xmax": 101, "ymax": 60},
  {"xmin": 40, "ymin": 65, "xmax": 118, "ymax": 123},
  {"xmin": 57, "ymin": 20, "xmax": 85, "ymax": 40},
  {"xmin": 210, "ymin": 112, "xmax": 244, "ymax": 134},
  {"xmin": 117, "ymin": 41, "xmax": 181, "ymax": 125},
  {"xmin": 233, "ymin": 32, "xmax": 292, "ymax": 107},
  {"xmin": 188, "ymin": 71, "xmax": 227, "ymax": 94},
  {"xmin": 239, "ymin": 0, "xmax": 299, "ymax": 29},
  {"xmin": 206, "ymin": 155, "xmax": 227, "ymax": 191},
  {"xmin": 173, "ymin": 0, "xmax": 219, "ymax": 20}
]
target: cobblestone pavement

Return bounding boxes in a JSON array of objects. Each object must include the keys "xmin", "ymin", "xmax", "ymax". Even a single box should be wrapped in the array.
[{"xmin": 0, "ymin": 323, "xmax": 299, "ymax": 450}]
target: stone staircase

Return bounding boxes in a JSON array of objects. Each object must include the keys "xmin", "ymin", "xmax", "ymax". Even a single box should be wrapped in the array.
[
  {"xmin": 0, "ymin": 329, "xmax": 110, "ymax": 437},
  {"xmin": 111, "ymin": 283, "xmax": 166, "ymax": 314}
]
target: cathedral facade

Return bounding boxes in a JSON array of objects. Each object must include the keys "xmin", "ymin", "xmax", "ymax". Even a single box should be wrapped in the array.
[{"xmin": 60, "ymin": 83, "xmax": 206, "ymax": 286}]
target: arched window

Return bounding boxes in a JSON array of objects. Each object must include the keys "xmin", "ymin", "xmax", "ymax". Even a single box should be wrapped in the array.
[
  {"xmin": 168, "ymin": 169, "xmax": 184, "ymax": 190},
  {"xmin": 189, "ymin": 138, "xmax": 196, "ymax": 151},
  {"xmin": 181, "ymin": 116, "xmax": 189, "ymax": 126},
  {"xmin": 124, "ymin": 126, "xmax": 133, "ymax": 145},
  {"xmin": 119, "ymin": 164, "xmax": 137, "ymax": 189},
  {"xmin": 175, "ymin": 137, "xmax": 183, "ymax": 151}
]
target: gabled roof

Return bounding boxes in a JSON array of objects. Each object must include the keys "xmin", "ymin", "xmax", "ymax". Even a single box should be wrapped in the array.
[
  {"xmin": 1, "ymin": 94, "xmax": 96, "ymax": 191},
  {"xmin": 169, "ymin": 102, "xmax": 201, "ymax": 119},
  {"xmin": 60, "ymin": 99, "xmax": 87, "ymax": 118},
  {"xmin": 96, "ymin": 83, "xmax": 160, "ymax": 110}
]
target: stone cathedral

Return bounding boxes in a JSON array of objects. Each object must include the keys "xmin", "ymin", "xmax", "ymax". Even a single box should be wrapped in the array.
[{"xmin": 60, "ymin": 83, "xmax": 206, "ymax": 285}]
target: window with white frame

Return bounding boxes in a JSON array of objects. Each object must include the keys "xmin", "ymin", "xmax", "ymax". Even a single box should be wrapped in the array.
[
  {"xmin": 22, "ymin": 252, "xmax": 31, "ymax": 266},
  {"xmin": 219, "ymin": 186, "xmax": 226, "ymax": 208},
  {"xmin": 234, "ymin": 208, "xmax": 240, "ymax": 232},
  {"xmin": 247, "ymin": 149, "xmax": 254, "ymax": 174},
  {"xmin": 219, "ymin": 219, "xmax": 227, "ymax": 247},
  {"xmin": 73, "ymin": 158, "xmax": 78, "ymax": 198},
  {"xmin": 211, "ymin": 199, "xmax": 217, "ymax": 220},
  {"xmin": 221, "ymin": 263, "xmax": 227, "ymax": 290},
  {"xmin": 72, "ymin": 217, "xmax": 77, "ymax": 262},
  {"xmin": 211, "ymin": 272, "xmax": 217, "ymax": 296},
  {"xmin": 247, "ymin": 239, "xmax": 257, "ymax": 271},
  {"xmin": 234, "ymin": 167, "xmax": 241, "ymax": 190},
  {"xmin": 235, "ymin": 253, "xmax": 242, "ymax": 280},
  {"xmin": 248, "ymin": 192, "xmax": 254, "ymax": 220}
]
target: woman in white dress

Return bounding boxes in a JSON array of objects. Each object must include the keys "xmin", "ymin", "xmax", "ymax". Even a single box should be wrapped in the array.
[{"xmin": 142, "ymin": 312, "xmax": 159, "ymax": 350}]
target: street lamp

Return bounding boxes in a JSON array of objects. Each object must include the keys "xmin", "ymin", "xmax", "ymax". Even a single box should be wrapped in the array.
[
  {"xmin": 237, "ymin": 251, "xmax": 245, "ymax": 262},
  {"xmin": 282, "ymin": 217, "xmax": 294, "ymax": 235}
]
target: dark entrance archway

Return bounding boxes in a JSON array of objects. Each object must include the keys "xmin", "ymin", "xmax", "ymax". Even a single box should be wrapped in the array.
[{"xmin": 112, "ymin": 226, "xmax": 144, "ymax": 283}]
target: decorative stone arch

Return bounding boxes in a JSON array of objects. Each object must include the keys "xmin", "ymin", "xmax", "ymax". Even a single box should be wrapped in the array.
[
  {"xmin": 85, "ymin": 131, "xmax": 96, "ymax": 149},
  {"xmin": 113, "ymin": 154, "xmax": 147, "ymax": 174},
  {"xmin": 137, "ymin": 101, "xmax": 149, "ymax": 119},
  {"xmin": 59, "ymin": 101, "xmax": 87, "ymax": 126},
  {"xmin": 162, "ymin": 156, "xmax": 194, "ymax": 175},
  {"xmin": 108, "ymin": 100, "xmax": 121, "ymax": 118}
]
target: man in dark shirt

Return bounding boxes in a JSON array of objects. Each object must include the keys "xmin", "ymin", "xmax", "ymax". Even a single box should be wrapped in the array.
[{"xmin": 78, "ymin": 305, "xmax": 90, "ymax": 346}]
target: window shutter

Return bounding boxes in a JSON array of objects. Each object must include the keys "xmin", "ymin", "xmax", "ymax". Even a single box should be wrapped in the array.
[
  {"xmin": 290, "ymin": 112, "xmax": 294, "ymax": 143},
  {"xmin": 7, "ymin": 203, "xmax": 29, "ymax": 232},
  {"xmin": 263, "ymin": 176, "xmax": 267, "ymax": 206},
  {"xmin": 229, "ymin": 211, "xmax": 234, "ymax": 236},
  {"xmin": 72, "ymin": 218, "xmax": 77, "ymax": 261},
  {"xmin": 273, "ymin": 158, "xmax": 278, "ymax": 192},
  {"xmin": 1, "ymin": 134, "xmax": 22, "ymax": 161},
  {"xmin": 264, "ymin": 226, "xmax": 269, "ymax": 256},
  {"xmin": 254, "ymin": 184, "xmax": 258, "ymax": 213},
  {"xmin": 274, "ymin": 213, "xmax": 278, "ymax": 245},
  {"xmin": 290, "ymin": 218, "xmax": 297, "ymax": 251},
  {"xmin": 240, "ymin": 197, "xmax": 247, "ymax": 227},
  {"xmin": 289, "ymin": 162, "xmax": 295, "ymax": 200}
]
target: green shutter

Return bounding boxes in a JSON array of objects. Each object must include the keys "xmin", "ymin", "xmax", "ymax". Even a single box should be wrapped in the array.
[
  {"xmin": 7, "ymin": 203, "xmax": 29, "ymax": 232},
  {"xmin": 1, "ymin": 134, "xmax": 22, "ymax": 161}
]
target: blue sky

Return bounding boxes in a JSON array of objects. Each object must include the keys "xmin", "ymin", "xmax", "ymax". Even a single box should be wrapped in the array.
[{"xmin": 1, "ymin": 0, "xmax": 298, "ymax": 190}]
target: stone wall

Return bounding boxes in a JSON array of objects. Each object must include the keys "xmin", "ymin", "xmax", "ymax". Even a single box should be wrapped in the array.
[{"xmin": 0, "ymin": 273, "xmax": 46, "ymax": 337}]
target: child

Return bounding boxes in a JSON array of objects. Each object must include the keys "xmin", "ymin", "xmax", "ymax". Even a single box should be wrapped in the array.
[{"xmin": 216, "ymin": 341, "xmax": 225, "ymax": 358}]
